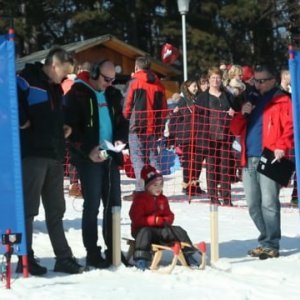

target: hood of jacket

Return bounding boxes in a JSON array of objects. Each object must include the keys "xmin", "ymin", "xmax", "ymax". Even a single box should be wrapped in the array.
[
  {"xmin": 132, "ymin": 69, "xmax": 160, "ymax": 85},
  {"xmin": 76, "ymin": 71, "xmax": 90, "ymax": 84},
  {"xmin": 20, "ymin": 62, "xmax": 50, "ymax": 83}
]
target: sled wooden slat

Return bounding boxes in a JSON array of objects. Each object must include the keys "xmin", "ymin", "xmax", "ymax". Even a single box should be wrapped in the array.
[
  {"xmin": 122, "ymin": 238, "xmax": 190, "ymax": 270},
  {"xmin": 150, "ymin": 243, "xmax": 189, "ymax": 270}
]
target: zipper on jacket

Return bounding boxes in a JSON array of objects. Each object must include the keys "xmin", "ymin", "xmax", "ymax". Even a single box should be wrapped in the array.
[
  {"xmin": 111, "ymin": 106, "xmax": 115, "ymax": 120},
  {"xmin": 267, "ymin": 116, "xmax": 272, "ymax": 137},
  {"xmin": 154, "ymin": 196, "xmax": 158, "ymax": 212},
  {"xmin": 50, "ymin": 97, "xmax": 54, "ymax": 110},
  {"xmin": 89, "ymin": 98, "xmax": 94, "ymax": 127}
]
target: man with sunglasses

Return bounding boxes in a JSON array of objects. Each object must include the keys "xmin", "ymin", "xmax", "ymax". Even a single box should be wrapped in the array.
[
  {"xmin": 64, "ymin": 60, "xmax": 128, "ymax": 269},
  {"xmin": 230, "ymin": 64, "xmax": 293, "ymax": 260}
]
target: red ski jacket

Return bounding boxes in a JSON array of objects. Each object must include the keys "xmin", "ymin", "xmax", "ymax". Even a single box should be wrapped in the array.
[
  {"xmin": 123, "ymin": 69, "xmax": 167, "ymax": 136},
  {"xmin": 230, "ymin": 90, "xmax": 293, "ymax": 167},
  {"xmin": 129, "ymin": 191, "xmax": 174, "ymax": 236}
]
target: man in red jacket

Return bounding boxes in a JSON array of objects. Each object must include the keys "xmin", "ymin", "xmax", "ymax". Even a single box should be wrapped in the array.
[
  {"xmin": 129, "ymin": 165, "xmax": 197, "ymax": 270},
  {"xmin": 230, "ymin": 64, "xmax": 293, "ymax": 260},
  {"xmin": 123, "ymin": 57, "xmax": 167, "ymax": 200}
]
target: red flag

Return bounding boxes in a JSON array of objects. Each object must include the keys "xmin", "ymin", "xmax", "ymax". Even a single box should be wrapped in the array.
[{"xmin": 161, "ymin": 43, "xmax": 179, "ymax": 64}]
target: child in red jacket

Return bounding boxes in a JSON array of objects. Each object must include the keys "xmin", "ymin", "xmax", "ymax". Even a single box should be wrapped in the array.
[{"xmin": 129, "ymin": 164, "xmax": 198, "ymax": 270}]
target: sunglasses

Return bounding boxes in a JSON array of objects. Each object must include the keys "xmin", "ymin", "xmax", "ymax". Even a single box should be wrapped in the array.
[
  {"xmin": 253, "ymin": 78, "xmax": 274, "ymax": 84},
  {"xmin": 100, "ymin": 72, "xmax": 115, "ymax": 83}
]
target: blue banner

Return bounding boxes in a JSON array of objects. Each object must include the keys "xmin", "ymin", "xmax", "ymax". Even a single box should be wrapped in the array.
[
  {"xmin": 289, "ymin": 48, "xmax": 300, "ymax": 211},
  {"xmin": 0, "ymin": 35, "xmax": 27, "ymax": 255}
]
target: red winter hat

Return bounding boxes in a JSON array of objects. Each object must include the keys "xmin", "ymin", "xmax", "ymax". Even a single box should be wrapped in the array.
[
  {"xmin": 242, "ymin": 65, "xmax": 254, "ymax": 82},
  {"xmin": 141, "ymin": 165, "xmax": 163, "ymax": 188}
]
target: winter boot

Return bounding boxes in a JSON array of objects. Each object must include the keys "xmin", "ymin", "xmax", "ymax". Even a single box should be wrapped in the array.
[
  {"xmin": 16, "ymin": 251, "xmax": 47, "ymax": 276},
  {"xmin": 134, "ymin": 259, "xmax": 148, "ymax": 271},
  {"xmin": 259, "ymin": 248, "xmax": 279, "ymax": 260},
  {"xmin": 86, "ymin": 247, "xmax": 111, "ymax": 269},
  {"xmin": 247, "ymin": 246, "xmax": 264, "ymax": 257},
  {"xmin": 54, "ymin": 256, "xmax": 85, "ymax": 274}
]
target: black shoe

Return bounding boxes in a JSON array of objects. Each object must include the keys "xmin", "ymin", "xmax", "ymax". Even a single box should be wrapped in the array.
[
  {"xmin": 210, "ymin": 199, "xmax": 221, "ymax": 205},
  {"xmin": 16, "ymin": 253, "xmax": 47, "ymax": 276},
  {"xmin": 259, "ymin": 248, "xmax": 279, "ymax": 260},
  {"xmin": 185, "ymin": 186, "xmax": 206, "ymax": 196},
  {"xmin": 54, "ymin": 256, "xmax": 85, "ymax": 274},
  {"xmin": 223, "ymin": 200, "xmax": 233, "ymax": 206},
  {"xmin": 86, "ymin": 247, "xmax": 111, "ymax": 269},
  {"xmin": 290, "ymin": 198, "xmax": 298, "ymax": 207},
  {"xmin": 104, "ymin": 249, "xmax": 113, "ymax": 265}
]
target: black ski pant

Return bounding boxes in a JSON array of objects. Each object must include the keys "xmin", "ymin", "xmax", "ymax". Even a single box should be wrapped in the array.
[
  {"xmin": 133, "ymin": 225, "xmax": 193, "ymax": 261},
  {"xmin": 206, "ymin": 140, "xmax": 232, "ymax": 202},
  {"xmin": 22, "ymin": 157, "xmax": 73, "ymax": 259},
  {"xmin": 75, "ymin": 157, "xmax": 121, "ymax": 262},
  {"xmin": 181, "ymin": 143, "xmax": 206, "ymax": 184}
]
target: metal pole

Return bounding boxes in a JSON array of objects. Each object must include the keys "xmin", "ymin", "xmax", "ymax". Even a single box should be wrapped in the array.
[{"xmin": 181, "ymin": 13, "xmax": 188, "ymax": 81}]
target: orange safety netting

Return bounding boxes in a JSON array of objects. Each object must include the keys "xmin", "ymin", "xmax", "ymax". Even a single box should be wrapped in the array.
[{"xmin": 63, "ymin": 105, "xmax": 297, "ymax": 207}]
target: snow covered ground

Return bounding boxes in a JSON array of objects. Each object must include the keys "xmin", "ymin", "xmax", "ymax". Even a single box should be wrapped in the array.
[{"xmin": 2, "ymin": 170, "xmax": 300, "ymax": 300}]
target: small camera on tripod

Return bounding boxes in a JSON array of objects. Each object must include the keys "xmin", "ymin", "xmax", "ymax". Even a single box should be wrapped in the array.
[{"xmin": 1, "ymin": 233, "xmax": 22, "ymax": 245}]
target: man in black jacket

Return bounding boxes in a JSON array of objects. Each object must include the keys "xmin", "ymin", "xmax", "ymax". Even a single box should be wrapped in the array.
[
  {"xmin": 16, "ymin": 47, "xmax": 84, "ymax": 275},
  {"xmin": 64, "ymin": 60, "xmax": 128, "ymax": 269}
]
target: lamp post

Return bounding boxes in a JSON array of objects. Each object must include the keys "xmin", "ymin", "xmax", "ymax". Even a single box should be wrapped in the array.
[{"xmin": 177, "ymin": 0, "xmax": 190, "ymax": 81}]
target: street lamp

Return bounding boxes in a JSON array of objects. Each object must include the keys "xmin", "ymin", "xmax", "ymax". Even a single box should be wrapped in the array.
[{"xmin": 177, "ymin": 0, "xmax": 190, "ymax": 81}]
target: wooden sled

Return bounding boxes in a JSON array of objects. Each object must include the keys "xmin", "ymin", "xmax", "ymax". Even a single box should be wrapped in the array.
[{"xmin": 123, "ymin": 238, "xmax": 206, "ymax": 274}]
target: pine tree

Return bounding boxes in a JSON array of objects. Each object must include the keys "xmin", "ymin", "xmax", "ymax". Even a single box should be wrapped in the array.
[{"xmin": 0, "ymin": 0, "xmax": 298, "ymax": 78}]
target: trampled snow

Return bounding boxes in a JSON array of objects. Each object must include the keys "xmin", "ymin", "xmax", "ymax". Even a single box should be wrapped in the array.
[{"xmin": 1, "ymin": 171, "xmax": 300, "ymax": 300}]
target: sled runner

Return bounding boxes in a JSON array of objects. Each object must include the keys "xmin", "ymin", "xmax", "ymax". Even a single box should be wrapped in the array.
[{"xmin": 123, "ymin": 238, "xmax": 206, "ymax": 274}]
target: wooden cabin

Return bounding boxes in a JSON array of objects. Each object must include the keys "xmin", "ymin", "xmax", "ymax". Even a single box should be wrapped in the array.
[{"xmin": 16, "ymin": 34, "xmax": 180, "ymax": 99}]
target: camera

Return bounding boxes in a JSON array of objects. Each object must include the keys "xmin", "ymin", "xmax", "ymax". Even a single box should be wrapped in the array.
[{"xmin": 1, "ymin": 233, "xmax": 22, "ymax": 245}]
